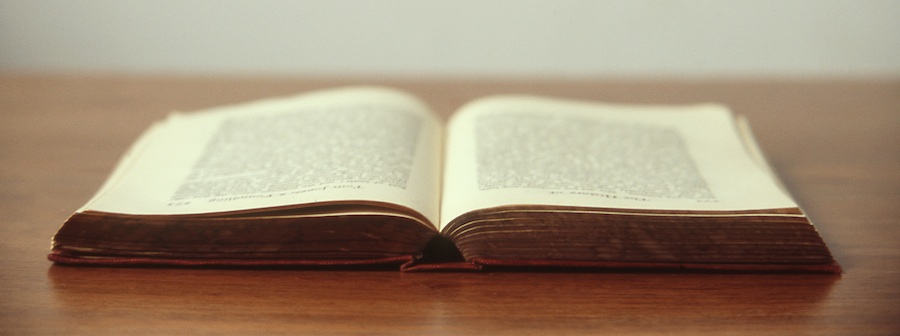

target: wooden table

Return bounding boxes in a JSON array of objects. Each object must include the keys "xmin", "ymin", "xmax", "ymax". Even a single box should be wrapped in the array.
[{"xmin": 2, "ymin": 75, "xmax": 898, "ymax": 335}]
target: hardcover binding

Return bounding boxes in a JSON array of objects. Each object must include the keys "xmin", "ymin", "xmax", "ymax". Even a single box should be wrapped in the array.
[
  {"xmin": 467, "ymin": 258, "xmax": 842, "ymax": 274},
  {"xmin": 48, "ymin": 252, "xmax": 840, "ymax": 273},
  {"xmin": 47, "ymin": 250, "xmax": 416, "ymax": 268}
]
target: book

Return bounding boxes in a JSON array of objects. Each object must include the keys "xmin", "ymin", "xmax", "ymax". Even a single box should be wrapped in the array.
[{"xmin": 48, "ymin": 87, "xmax": 840, "ymax": 273}]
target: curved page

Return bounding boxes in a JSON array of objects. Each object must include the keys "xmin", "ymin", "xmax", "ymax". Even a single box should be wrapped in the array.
[
  {"xmin": 440, "ymin": 96, "xmax": 799, "ymax": 230},
  {"xmin": 82, "ymin": 87, "xmax": 443, "ymax": 227}
]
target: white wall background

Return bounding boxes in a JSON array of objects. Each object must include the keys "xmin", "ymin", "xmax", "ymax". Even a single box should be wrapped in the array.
[{"xmin": 1, "ymin": 0, "xmax": 898, "ymax": 78}]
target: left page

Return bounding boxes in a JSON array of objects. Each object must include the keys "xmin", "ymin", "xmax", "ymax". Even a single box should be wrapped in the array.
[{"xmin": 82, "ymin": 87, "xmax": 443, "ymax": 226}]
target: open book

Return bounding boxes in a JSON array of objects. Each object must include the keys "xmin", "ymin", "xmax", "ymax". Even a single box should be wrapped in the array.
[{"xmin": 49, "ymin": 87, "xmax": 840, "ymax": 272}]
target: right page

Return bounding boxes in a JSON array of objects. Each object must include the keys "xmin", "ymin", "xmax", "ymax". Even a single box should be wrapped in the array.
[{"xmin": 440, "ymin": 95, "xmax": 799, "ymax": 230}]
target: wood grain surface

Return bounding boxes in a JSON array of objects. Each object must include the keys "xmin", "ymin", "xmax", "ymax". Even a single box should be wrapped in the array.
[{"xmin": 1, "ymin": 75, "xmax": 898, "ymax": 335}]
